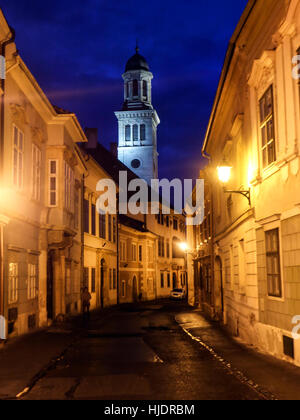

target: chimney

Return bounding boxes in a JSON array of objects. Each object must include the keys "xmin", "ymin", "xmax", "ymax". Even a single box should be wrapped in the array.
[
  {"xmin": 110, "ymin": 142, "xmax": 118, "ymax": 158},
  {"xmin": 84, "ymin": 128, "xmax": 98, "ymax": 149}
]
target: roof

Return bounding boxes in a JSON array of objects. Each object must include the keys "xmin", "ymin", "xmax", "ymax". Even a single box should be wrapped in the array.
[
  {"xmin": 119, "ymin": 214, "xmax": 148, "ymax": 233},
  {"xmin": 53, "ymin": 105, "xmax": 72, "ymax": 115},
  {"xmin": 79, "ymin": 142, "xmax": 177, "ymax": 212},
  {"xmin": 125, "ymin": 48, "xmax": 150, "ymax": 72}
]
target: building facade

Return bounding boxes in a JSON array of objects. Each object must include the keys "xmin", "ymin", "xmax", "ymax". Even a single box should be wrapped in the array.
[
  {"xmin": 115, "ymin": 47, "xmax": 160, "ymax": 184},
  {"xmin": 0, "ymin": 9, "xmax": 87, "ymax": 337},
  {"xmin": 199, "ymin": 0, "xmax": 300, "ymax": 365}
]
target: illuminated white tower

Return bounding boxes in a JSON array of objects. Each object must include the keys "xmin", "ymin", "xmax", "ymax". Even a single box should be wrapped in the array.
[{"xmin": 115, "ymin": 46, "xmax": 160, "ymax": 184}]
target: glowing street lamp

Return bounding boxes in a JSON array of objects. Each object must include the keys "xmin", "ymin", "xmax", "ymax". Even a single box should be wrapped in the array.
[
  {"xmin": 217, "ymin": 165, "xmax": 232, "ymax": 184},
  {"xmin": 217, "ymin": 161, "xmax": 251, "ymax": 206},
  {"xmin": 178, "ymin": 242, "xmax": 188, "ymax": 252}
]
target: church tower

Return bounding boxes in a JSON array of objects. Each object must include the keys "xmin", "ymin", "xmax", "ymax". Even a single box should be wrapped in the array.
[{"xmin": 115, "ymin": 46, "xmax": 160, "ymax": 184}]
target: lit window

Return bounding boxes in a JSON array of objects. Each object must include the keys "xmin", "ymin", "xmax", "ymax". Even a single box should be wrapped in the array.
[
  {"xmin": 8, "ymin": 263, "xmax": 18, "ymax": 304},
  {"xmin": 28, "ymin": 264, "xmax": 37, "ymax": 300},
  {"xmin": 49, "ymin": 160, "xmax": 58, "ymax": 207},
  {"xmin": 265, "ymin": 229, "xmax": 282, "ymax": 298},
  {"xmin": 32, "ymin": 144, "xmax": 41, "ymax": 201},
  {"xmin": 259, "ymin": 86, "xmax": 276, "ymax": 168},
  {"xmin": 13, "ymin": 125, "xmax": 24, "ymax": 189}
]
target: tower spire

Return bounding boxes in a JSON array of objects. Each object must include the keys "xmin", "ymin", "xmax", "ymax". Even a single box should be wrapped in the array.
[{"xmin": 135, "ymin": 39, "xmax": 139, "ymax": 54}]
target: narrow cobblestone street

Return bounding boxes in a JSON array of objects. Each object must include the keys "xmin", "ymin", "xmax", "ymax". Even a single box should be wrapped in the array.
[{"xmin": 1, "ymin": 301, "xmax": 300, "ymax": 400}]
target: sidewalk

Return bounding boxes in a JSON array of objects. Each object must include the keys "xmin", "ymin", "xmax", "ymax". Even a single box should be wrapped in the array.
[
  {"xmin": 0, "ymin": 307, "xmax": 115, "ymax": 399},
  {"xmin": 176, "ymin": 310, "xmax": 300, "ymax": 400}
]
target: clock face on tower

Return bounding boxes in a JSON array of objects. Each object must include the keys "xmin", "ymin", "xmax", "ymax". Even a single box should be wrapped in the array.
[{"xmin": 131, "ymin": 159, "xmax": 141, "ymax": 169}]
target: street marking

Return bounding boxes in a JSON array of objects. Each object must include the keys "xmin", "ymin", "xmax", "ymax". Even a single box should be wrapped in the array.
[
  {"xmin": 177, "ymin": 322, "xmax": 277, "ymax": 400},
  {"xmin": 16, "ymin": 387, "xmax": 30, "ymax": 399}
]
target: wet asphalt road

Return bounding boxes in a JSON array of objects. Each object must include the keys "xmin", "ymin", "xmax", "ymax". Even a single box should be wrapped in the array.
[{"xmin": 22, "ymin": 302, "xmax": 261, "ymax": 400}]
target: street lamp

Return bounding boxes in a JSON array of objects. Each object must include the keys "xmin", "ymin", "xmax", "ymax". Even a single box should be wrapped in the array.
[
  {"xmin": 178, "ymin": 242, "xmax": 188, "ymax": 252},
  {"xmin": 217, "ymin": 162, "xmax": 251, "ymax": 206}
]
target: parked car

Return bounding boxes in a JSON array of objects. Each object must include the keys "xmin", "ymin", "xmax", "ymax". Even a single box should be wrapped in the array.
[{"xmin": 170, "ymin": 288, "xmax": 186, "ymax": 301}]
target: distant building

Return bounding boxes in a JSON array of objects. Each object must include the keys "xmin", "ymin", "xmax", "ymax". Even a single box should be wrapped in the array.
[{"xmin": 115, "ymin": 46, "xmax": 160, "ymax": 184}]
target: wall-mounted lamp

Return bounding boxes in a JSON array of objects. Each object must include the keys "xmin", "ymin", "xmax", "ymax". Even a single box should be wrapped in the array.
[{"xmin": 217, "ymin": 162, "xmax": 251, "ymax": 206}]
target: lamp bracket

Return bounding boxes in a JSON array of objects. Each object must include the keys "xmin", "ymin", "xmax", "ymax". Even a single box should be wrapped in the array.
[{"xmin": 223, "ymin": 189, "xmax": 251, "ymax": 206}]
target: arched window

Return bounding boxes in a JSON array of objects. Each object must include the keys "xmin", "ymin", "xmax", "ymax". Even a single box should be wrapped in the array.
[
  {"xmin": 140, "ymin": 124, "xmax": 146, "ymax": 141},
  {"xmin": 125, "ymin": 125, "xmax": 131, "ymax": 141},
  {"xmin": 126, "ymin": 82, "xmax": 129, "ymax": 98},
  {"xmin": 143, "ymin": 81, "xmax": 148, "ymax": 100},
  {"xmin": 133, "ymin": 80, "xmax": 138, "ymax": 97},
  {"xmin": 133, "ymin": 124, "xmax": 139, "ymax": 141}
]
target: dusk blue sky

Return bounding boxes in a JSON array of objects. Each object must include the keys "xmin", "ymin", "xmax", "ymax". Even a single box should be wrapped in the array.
[{"xmin": 2, "ymin": 0, "xmax": 248, "ymax": 181}]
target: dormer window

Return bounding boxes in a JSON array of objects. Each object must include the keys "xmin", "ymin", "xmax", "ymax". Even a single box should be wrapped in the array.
[{"xmin": 133, "ymin": 80, "xmax": 138, "ymax": 97}]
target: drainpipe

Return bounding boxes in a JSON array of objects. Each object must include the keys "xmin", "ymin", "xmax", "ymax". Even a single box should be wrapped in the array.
[{"xmin": 0, "ymin": 28, "xmax": 15, "ymax": 332}]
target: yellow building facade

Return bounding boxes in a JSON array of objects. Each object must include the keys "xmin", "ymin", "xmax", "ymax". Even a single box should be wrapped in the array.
[{"xmin": 201, "ymin": 0, "xmax": 300, "ymax": 365}]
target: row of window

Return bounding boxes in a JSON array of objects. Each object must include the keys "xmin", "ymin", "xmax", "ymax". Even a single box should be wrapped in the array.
[
  {"xmin": 258, "ymin": 45, "xmax": 299, "ymax": 169},
  {"xmin": 158, "ymin": 237, "xmax": 170, "ymax": 258},
  {"xmin": 8, "ymin": 263, "xmax": 37, "ymax": 304},
  {"xmin": 13, "ymin": 126, "xmax": 76, "ymax": 213},
  {"xmin": 156, "ymin": 214, "xmax": 186, "ymax": 233},
  {"xmin": 84, "ymin": 199, "xmax": 116, "ymax": 243},
  {"xmin": 160, "ymin": 272, "xmax": 186, "ymax": 289},
  {"xmin": 83, "ymin": 267, "xmax": 117, "ymax": 293},
  {"xmin": 120, "ymin": 241, "xmax": 145, "ymax": 262},
  {"xmin": 125, "ymin": 124, "xmax": 146, "ymax": 142},
  {"xmin": 227, "ymin": 228, "xmax": 282, "ymax": 298}
]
